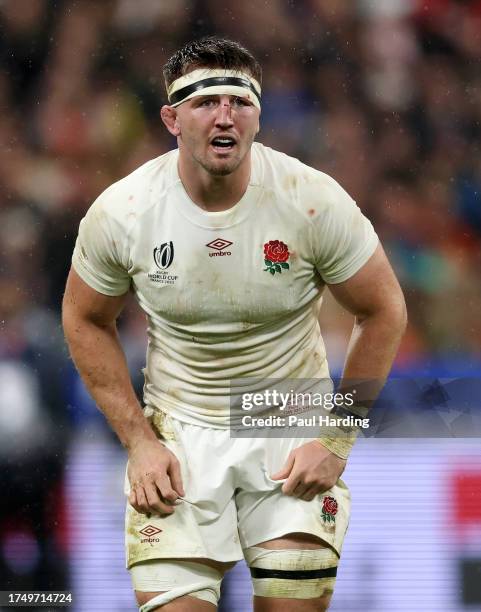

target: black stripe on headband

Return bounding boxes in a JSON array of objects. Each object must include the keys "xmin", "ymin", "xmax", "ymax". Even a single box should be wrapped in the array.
[
  {"xmin": 250, "ymin": 567, "xmax": 338, "ymax": 580},
  {"xmin": 169, "ymin": 76, "xmax": 261, "ymax": 106}
]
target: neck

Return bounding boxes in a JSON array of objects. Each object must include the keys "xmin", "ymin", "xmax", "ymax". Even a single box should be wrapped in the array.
[{"xmin": 177, "ymin": 151, "xmax": 251, "ymax": 212}]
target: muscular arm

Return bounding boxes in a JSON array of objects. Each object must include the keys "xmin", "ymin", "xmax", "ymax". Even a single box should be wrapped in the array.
[
  {"xmin": 62, "ymin": 269, "xmax": 150, "ymax": 447},
  {"xmin": 329, "ymin": 243, "xmax": 407, "ymax": 383},
  {"xmin": 62, "ymin": 268, "xmax": 184, "ymax": 513},
  {"xmin": 273, "ymin": 244, "xmax": 407, "ymax": 498}
]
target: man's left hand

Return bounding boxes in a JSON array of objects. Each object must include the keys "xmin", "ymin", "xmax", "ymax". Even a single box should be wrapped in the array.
[{"xmin": 271, "ymin": 441, "xmax": 346, "ymax": 501}]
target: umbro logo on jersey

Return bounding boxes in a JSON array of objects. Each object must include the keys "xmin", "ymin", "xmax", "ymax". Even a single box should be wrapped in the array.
[
  {"xmin": 154, "ymin": 241, "xmax": 174, "ymax": 269},
  {"xmin": 206, "ymin": 238, "xmax": 232, "ymax": 257}
]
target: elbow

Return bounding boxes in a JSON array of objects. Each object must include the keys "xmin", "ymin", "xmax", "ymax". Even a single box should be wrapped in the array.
[{"xmin": 357, "ymin": 290, "xmax": 408, "ymax": 338}]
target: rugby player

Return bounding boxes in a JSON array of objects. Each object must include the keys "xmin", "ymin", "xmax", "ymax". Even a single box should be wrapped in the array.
[{"xmin": 62, "ymin": 36, "xmax": 406, "ymax": 611}]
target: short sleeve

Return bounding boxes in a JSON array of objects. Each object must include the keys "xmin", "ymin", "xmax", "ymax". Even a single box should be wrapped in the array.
[
  {"xmin": 72, "ymin": 191, "xmax": 131, "ymax": 296},
  {"xmin": 311, "ymin": 176, "xmax": 378, "ymax": 284}
]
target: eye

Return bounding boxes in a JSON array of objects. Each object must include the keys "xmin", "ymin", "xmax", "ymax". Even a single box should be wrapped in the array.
[
  {"xmin": 232, "ymin": 96, "xmax": 252, "ymax": 107},
  {"xmin": 198, "ymin": 98, "xmax": 217, "ymax": 107}
]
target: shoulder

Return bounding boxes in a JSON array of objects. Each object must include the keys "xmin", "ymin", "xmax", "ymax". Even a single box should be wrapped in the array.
[
  {"xmin": 252, "ymin": 141, "xmax": 302, "ymax": 182},
  {"xmin": 90, "ymin": 149, "xmax": 179, "ymax": 223},
  {"xmin": 252, "ymin": 142, "xmax": 354, "ymax": 220}
]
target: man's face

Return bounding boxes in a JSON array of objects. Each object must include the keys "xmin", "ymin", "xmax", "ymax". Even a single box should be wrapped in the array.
[{"xmin": 172, "ymin": 93, "xmax": 260, "ymax": 176}]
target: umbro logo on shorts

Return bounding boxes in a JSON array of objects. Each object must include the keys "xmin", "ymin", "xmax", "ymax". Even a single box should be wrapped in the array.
[
  {"xmin": 206, "ymin": 238, "xmax": 232, "ymax": 257},
  {"xmin": 139, "ymin": 524, "xmax": 163, "ymax": 543}
]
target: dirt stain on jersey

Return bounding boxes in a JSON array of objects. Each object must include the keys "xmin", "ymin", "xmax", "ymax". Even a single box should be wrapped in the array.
[
  {"xmin": 282, "ymin": 175, "xmax": 297, "ymax": 192},
  {"xmin": 239, "ymin": 321, "xmax": 257, "ymax": 333}
]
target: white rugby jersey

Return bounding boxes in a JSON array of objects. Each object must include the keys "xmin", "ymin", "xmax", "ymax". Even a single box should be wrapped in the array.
[{"xmin": 72, "ymin": 143, "xmax": 378, "ymax": 426}]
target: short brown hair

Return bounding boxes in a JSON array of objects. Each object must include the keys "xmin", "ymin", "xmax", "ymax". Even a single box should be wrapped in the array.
[{"xmin": 163, "ymin": 36, "xmax": 262, "ymax": 91}]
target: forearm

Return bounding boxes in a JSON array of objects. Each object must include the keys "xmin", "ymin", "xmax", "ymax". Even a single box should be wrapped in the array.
[
  {"xmin": 320, "ymin": 305, "xmax": 407, "ymax": 459},
  {"xmin": 63, "ymin": 315, "xmax": 156, "ymax": 450},
  {"xmin": 341, "ymin": 306, "xmax": 406, "ymax": 386}
]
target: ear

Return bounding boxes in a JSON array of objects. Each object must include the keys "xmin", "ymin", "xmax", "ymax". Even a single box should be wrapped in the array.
[{"xmin": 161, "ymin": 105, "xmax": 180, "ymax": 137}]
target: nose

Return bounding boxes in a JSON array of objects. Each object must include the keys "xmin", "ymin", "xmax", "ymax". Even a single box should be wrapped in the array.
[{"xmin": 215, "ymin": 98, "xmax": 234, "ymax": 128}]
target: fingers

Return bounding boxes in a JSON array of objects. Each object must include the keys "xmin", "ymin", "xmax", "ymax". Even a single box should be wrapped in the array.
[
  {"xmin": 282, "ymin": 472, "xmax": 300, "ymax": 495},
  {"xmin": 154, "ymin": 474, "xmax": 180, "ymax": 505},
  {"xmin": 277, "ymin": 441, "xmax": 347, "ymax": 499},
  {"xmin": 284, "ymin": 475, "xmax": 332, "ymax": 499},
  {"xmin": 292, "ymin": 481, "xmax": 310, "ymax": 498},
  {"xmin": 271, "ymin": 452, "xmax": 295, "ymax": 481},
  {"xmin": 128, "ymin": 487, "xmax": 137, "ymax": 508},
  {"xmin": 129, "ymin": 478, "xmax": 177, "ymax": 516},
  {"xmin": 144, "ymin": 479, "xmax": 176, "ymax": 515},
  {"xmin": 127, "ymin": 444, "xmax": 186, "ymax": 516},
  {"xmin": 130, "ymin": 482, "xmax": 153, "ymax": 515},
  {"xmin": 129, "ymin": 466, "xmax": 180, "ymax": 516},
  {"xmin": 167, "ymin": 456, "xmax": 185, "ymax": 497},
  {"xmin": 284, "ymin": 477, "xmax": 317, "ymax": 497},
  {"xmin": 300, "ymin": 486, "xmax": 321, "ymax": 502}
]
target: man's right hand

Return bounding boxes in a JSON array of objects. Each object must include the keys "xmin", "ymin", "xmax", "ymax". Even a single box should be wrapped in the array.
[{"xmin": 127, "ymin": 438, "xmax": 185, "ymax": 516}]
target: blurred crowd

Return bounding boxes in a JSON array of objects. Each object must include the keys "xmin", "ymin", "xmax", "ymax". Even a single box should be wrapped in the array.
[
  {"xmin": 1, "ymin": 0, "xmax": 480, "ymax": 599},
  {"xmin": 2, "ymin": 0, "xmax": 481, "ymax": 376}
]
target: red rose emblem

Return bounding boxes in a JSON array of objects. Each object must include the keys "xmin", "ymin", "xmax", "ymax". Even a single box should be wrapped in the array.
[
  {"xmin": 264, "ymin": 240, "xmax": 290, "ymax": 263},
  {"xmin": 322, "ymin": 496, "xmax": 338, "ymax": 516}
]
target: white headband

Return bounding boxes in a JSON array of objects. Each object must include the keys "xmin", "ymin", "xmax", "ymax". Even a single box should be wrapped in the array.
[{"xmin": 167, "ymin": 68, "xmax": 261, "ymax": 109}]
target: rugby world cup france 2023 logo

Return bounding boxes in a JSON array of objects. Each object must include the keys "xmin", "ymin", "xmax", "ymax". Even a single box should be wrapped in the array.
[{"xmin": 153, "ymin": 242, "xmax": 174, "ymax": 270}]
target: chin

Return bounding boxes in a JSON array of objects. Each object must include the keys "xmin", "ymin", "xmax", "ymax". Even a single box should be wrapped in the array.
[
  {"xmin": 208, "ymin": 165, "xmax": 236, "ymax": 176},
  {"xmin": 204, "ymin": 159, "xmax": 240, "ymax": 177}
]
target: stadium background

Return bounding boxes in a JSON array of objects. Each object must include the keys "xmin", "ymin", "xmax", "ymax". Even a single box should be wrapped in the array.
[{"xmin": 1, "ymin": 0, "xmax": 481, "ymax": 610}]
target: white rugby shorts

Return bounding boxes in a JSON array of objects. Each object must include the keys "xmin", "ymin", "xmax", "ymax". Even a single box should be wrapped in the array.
[{"xmin": 125, "ymin": 410, "xmax": 350, "ymax": 568}]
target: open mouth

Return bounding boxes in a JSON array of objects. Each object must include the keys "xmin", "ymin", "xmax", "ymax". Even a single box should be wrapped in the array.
[{"xmin": 210, "ymin": 136, "xmax": 236, "ymax": 153}]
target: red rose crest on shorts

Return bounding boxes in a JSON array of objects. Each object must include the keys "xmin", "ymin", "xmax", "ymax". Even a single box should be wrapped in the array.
[
  {"xmin": 321, "ymin": 496, "xmax": 338, "ymax": 524},
  {"xmin": 263, "ymin": 240, "xmax": 290, "ymax": 275}
]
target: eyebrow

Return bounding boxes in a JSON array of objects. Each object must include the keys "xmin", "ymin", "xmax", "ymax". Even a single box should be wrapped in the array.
[{"xmin": 193, "ymin": 94, "xmax": 253, "ymax": 104}]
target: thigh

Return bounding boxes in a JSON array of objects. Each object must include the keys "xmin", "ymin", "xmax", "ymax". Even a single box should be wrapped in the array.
[
  {"xmin": 247, "ymin": 533, "xmax": 338, "ymax": 612},
  {"xmin": 136, "ymin": 592, "xmax": 215, "ymax": 611},
  {"xmin": 133, "ymin": 558, "xmax": 235, "ymax": 611}
]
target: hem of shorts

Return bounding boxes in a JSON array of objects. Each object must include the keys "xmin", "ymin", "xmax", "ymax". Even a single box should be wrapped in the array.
[
  {"xmin": 242, "ymin": 527, "xmax": 340, "ymax": 558},
  {"xmin": 127, "ymin": 551, "xmax": 244, "ymax": 570}
]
